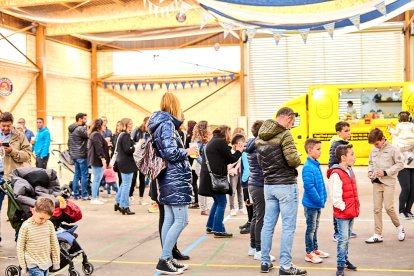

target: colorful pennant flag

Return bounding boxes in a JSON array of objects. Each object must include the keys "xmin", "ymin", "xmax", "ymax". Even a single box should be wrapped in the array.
[
  {"xmin": 159, "ymin": 83, "xmax": 163, "ymax": 89},
  {"xmin": 150, "ymin": 83, "xmax": 155, "ymax": 90},
  {"xmin": 142, "ymin": 83, "xmax": 147, "ymax": 90},
  {"xmin": 223, "ymin": 22, "xmax": 234, "ymax": 39},
  {"xmin": 299, "ymin": 28, "xmax": 310, "ymax": 44},
  {"xmin": 166, "ymin": 82, "xmax": 170, "ymax": 90},
  {"xmin": 189, "ymin": 80, "xmax": 194, "ymax": 88},
  {"xmin": 246, "ymin": 29, "xmax": 257, "ymax": 43},
  {"xmin": 197, "ymin": 80, "xmax": 202, "ymax": 87},
  {"xmin": 181, "ymin": 81, "xmax": 186, "ymax": 89},
  {"xmin": 111, "ymin": 82, "xmax": 116, "ymax": 90},
  {"xmin": 375, "ymin": 1, "xmax": 387, "ymax": 16},
  {"xmin": 271, "ymin": 29, "xmax": 284, "ymax": 46},
  {"xmin": 119, "ymin": 83, "xmax": 124, "ymax": 90},
  {"xmin": 323, "ymin": 22, "xmax": 335, "ymax": 39},
  {"xmin": 213, "ymin": 77, "xmax": 218, "ymax": 84},
  {"xmin": 103, "ymin": 82, "xmax": 108, "ymax": 89},
  {"xmin": 134, "ymin": 83, "xmax": 139, "ymax": 91},
  {"xmin": 205, "ymin": 79, "xmax": 210, "ymax": 86},
  {"xmin": 173, "ymin": 82, "xmax": 178, "ymax": 89},
  {"xmin": 221, "ymin": 75, "xmax": 227, "ymax": 83},
  {"xmin": 349, "ymin": 14, "xmax": 361, "ymax": 29},
  {"xmin": 126, "ymin": 83, "xmax": 131, "ymax": 90},
  {"xmin": 230, "ymin": 74, "xmax": 235, "ymax": 81},
  {"xmin": 200, "ymin": 12, "xmax": 214, "ymax": 30}
]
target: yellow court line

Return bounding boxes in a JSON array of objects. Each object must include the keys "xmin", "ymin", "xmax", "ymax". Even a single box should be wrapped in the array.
[{"xmin": 2, "ymin": 257, "xmax": 414, "ymax": 273}]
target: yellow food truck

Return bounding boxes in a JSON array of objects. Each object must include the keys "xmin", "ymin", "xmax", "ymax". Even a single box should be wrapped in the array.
[{"xmin": 278, "ymin": 82, "xmax": 414, "ymax": 165}]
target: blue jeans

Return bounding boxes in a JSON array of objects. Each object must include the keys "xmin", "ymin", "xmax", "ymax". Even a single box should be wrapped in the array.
[
  {"xmin": 206, "ymin": 193, "xmax": 227, "ymax": 234},
  {"xmin": 116, "ymin": 172, "xmax": 133, "ymax": 208},
  {"xmin": 337, "ymin": 218, "xmax": 354, "ymax": 268},
  {"xmin": 107, "ymin": 182, "xmax": 119, "ymax": 194},
  {"xmin": 91, "ymin": 166, "xmax": 104, "ymax": 199},
  {"xmin": 28, "ymin": 267, "xmax": 49, "ymax": 276},
  {"xmin": 160, "ymin": 205, "xmax": 188, "ymax": 260},
  {"xmin": 304, "ymin": 206, "xmax": 321, "ymax": 254},
  {"xmin": 0, "ymin": 172, "xmax": 5, "ymax": 211},
  {"xmin": 261, "ymin": 184, "xmax": 298, "ymax": 269},
  {"xmin": 72, "ymin": 158, "xmax": 89, "ymax": 198}
]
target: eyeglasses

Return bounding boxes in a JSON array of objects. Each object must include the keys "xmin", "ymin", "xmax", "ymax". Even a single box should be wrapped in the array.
[{"xmin": 17, "ymin": 121, "xmax": 24, "ymax": 124}]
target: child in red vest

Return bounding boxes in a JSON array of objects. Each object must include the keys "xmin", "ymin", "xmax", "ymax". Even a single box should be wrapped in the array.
[{"xmin": 327, "ymin": 144, "xmax": 359, "ymax": 276}]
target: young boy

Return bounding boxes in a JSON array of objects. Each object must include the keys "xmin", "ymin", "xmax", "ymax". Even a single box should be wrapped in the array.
[
  {"xmin": 328, "ymin": 121, "xmax": 357, "ymax": 241},
  {"xmin": 328, "ymin": 144, "xmax": 359, "ymax": 276},
  {"xmin": 302, "ymin": 138, "xmax": 329, "ymax": 264},
  {"xmin": 228, "ymin": 134, "xmax": 246, "ymax": 216},
  {"xmin": 17, "ymin": 197, "xmax": 60, "ymax": 276},
  {"xmin": 366, "ymin": 128, "xmax": 405, "ymax": 243}
]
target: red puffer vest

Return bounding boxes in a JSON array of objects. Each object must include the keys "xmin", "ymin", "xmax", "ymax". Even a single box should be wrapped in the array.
[{"xmin": 330, "ymin": 168, "xmax": 360, "ymax": 219}]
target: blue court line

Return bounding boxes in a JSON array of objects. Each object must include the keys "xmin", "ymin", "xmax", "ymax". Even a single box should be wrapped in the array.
[{"xmin": 153, "ymin": 214, "xmax": 232, "ymax": 276}]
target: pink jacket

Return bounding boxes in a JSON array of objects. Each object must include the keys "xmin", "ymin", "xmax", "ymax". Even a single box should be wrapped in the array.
[{"xmin": 103, "ymin": 168, "xmax": 117, "ymax": 183}]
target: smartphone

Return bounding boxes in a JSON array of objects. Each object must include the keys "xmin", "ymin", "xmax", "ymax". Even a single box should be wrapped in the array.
[{"xmin": 1, "ymin": 142, "xmax": 10, "ymax": 147}]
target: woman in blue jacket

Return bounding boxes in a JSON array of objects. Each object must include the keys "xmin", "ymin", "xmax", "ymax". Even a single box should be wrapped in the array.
[{"xmin": 148, "ymin": 92, "xmax": 198, "ymax": 275}]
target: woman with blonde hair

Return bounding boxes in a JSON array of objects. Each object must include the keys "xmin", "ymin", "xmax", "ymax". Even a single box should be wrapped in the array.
[
  {"xmin": 113, "ymin": 118, "xmax": 138, "ymax": 215},
  {"xmin": 148, "ymin": 92, "xmax": 198, "ymax": 274}
]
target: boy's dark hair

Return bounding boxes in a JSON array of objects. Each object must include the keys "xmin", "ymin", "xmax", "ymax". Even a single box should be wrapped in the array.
[
  {"xmin": 0, "ymin": 112, "xmax": 14, "ymax": 123},
  {"xmin": 335, "ymin": 121, "xmax": 350, "ymax": 132},
  {"xmin": 231, "ymin": 134, "xmax": 246, "ymax": 145},
  {"xmin": 335, "ymin": 144, "xmax": 353, "ymax": 164},
  {"xmin": 304, "ymin": 138, "xmax": 321, "ymax": 153},
  {"xmin": 213, "ymin": 125, "xmax": 230, "ymax": 138},
  {"xmin": 37, "ymin": 118, "xmax": 44, "ymax": 123},
  {"xmin": 276, "ymin": 107, "xmax": 295, "ymax": 118},
  {"xmin": 347, "ymin": 101, "xmax": 353, "ymax": 105},
  {"xmin": 251, "ymin": 120, "xmax": 264, "ymax": 137},
  {"xmin": 75, "ymin": 113, "xmax": 86, "ymax": 122},
  {"xmin": 34, "ymin": 197, "xmax": 55, "ymax": 216},
  {"xmin": 368, "ymin": 128, "xmax": 384, "ymax": 144},
  {"xmin": 398, "ymin": 111, "xmax": 410, "ymax": 122}
]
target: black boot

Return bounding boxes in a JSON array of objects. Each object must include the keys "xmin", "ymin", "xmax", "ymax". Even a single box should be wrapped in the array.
[
  {"xmin": 172, "ymin": 248, "xmax": 190, "ymax": 260},
  {"xmin": 121, "ymin": 207, "xmax": 135, "ymax": 215},
  {"xmin": 114, "ymin": 203, "xmax": 120, "ymax": 212}
]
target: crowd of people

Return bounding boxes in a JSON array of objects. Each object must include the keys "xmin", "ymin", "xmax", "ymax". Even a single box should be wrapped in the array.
[{"xmin": 1, "ymin": 97, "xmax": 414, "ymax": 276}]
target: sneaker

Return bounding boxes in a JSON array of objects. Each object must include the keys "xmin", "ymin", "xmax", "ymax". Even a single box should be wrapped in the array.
[
  {"xmin": 206, "ymin": 228, "xmax": 213, "ymax": 234},
  {"xmin": 332, "ymin": 233, "xmax": 340, "ymax": 242},
  {"xmin": 397, "ymin": 225, "xmax": 406, "ymax": 241},
  {"xmin": 98, "ymin": 197, "xmax": 108, "ymax": 202},
  {"xmin": 336, "ymin": 267, "xmax": 345, "ymax": 276},
  {"xmin": 239, "ymin": 221, "xmax": 250, "ymax": 229},
  {"xmin": 399, "ymin": 212, "xmax": 410, "ymax": 220},
  {"xmin": 407, "ymin": 212, "xmax": 414, "ymax": 219},
  {"xmin": 240, "ymin": 226, "xmax": 250, "ymax": 234},
  {"xmin": 82, "ymin": 196, "xmax": 91, "ymax": 201},
  {"xmin": 155, "ymin": 258, "xmax": 183, "ymax": 275},
  {"xmin": 90, "ymin": 199, "xmax": 104, "ymax": 205},
  {"xmin": 345, "ymin": 260, "xmax": 357, "ymax": 271},
  {"xmin": 248, "ymin": 246, "xmax": 255, "ymax": 256},
  {"xmin": 350, "ymin": 232, "xmax": 357, "ymax": 238},
  {"xmin": 365, "ymin": 234, "xmax": 383, "ymax": 244},
  {"xmin": 99, "ymin": 187, "xmax": 104, "ymax": 193},
  {"xmin": 189, "ymin": 203, "xmax": 200, "ymax": 209},
  {"xmin": 200, "ymin": 210, "xmax": 209, "ymax": 216},
  {"xmin": 254, "ymin": 251, "xmax": 276, "ymax": 262},
  {"xmin": 230, "ymin": 209, "xmax": 238, "ymax": 216},
  {"xmin": 279, "ymin": 265, "xmax": 307, "ymax": 275},
  {"xmin": 170, "ymin": 258, "xmax": 188, "ymax": 271},
  {"xmin": 213, "ymin": 232, "xmax": 233, "ymax": 238},
  {"xmin": 148, "ymin": 204, "xmax": 159, "ymax": 213},
  {"xmin": 313, "ymin": 249, "xmax": 329, "ymax": 258},
  {"xmin": 260, "ymin": 262, "xmax": 274, "ymax": 273},
  {"xmin": 305, "ymin": 252, "xmax": 323, "ymax": 264},
  {"xmin": 407, "ymin": 156, "xmax": 413, "ymax": 165}
]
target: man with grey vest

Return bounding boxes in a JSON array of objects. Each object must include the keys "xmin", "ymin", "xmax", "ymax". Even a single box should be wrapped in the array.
[
  {"xmin": 68, "ymin": 113, "xmax": 89, "ymax": 200},
  {"xmin": 255, "ymin": 107, "xmax": 306, "ymax": 275}
]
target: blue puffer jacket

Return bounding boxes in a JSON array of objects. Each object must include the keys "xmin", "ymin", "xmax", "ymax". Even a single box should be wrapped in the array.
[
  {"xmin": 245, "ymin": 137, "xmax": 264, "ymax": 187},
  {"xmin": 148, "ymin": 111, "xmax": 192, "ymax": 205},
  {"xmin": 302, "ymin": 157, "xmax": 327, "ymax": 209}
]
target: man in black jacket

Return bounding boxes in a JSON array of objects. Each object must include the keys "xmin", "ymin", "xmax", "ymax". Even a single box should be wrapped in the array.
[
  {"xmin": 255, "ymin": 107, "xmax": 306, "ymax": 275},
  {"xmin": 68, "ymin": 113, "xmax": 89, "ymax": 200}
]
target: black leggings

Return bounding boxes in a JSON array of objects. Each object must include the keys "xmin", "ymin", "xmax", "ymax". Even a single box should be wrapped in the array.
[
  {"xmin": 398, "ymin": 168, "xmax": 414, "ymax": 214},
  {"xmin": 129, "ymin": 172, "xmax": 146, "ymax": 197},
  {"xmin": 191, "ymin": 171, "xmax": 198, "ymax": 203}
]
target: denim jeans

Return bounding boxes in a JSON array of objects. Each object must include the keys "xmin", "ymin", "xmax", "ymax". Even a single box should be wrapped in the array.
[
  {"xmin": 107, "ymin": 182, "xmax": 119, "ymax": 194},
  {"xmin": 0, "ymin": 171, "xmax": 5, "ymax": 211},
  {"xmin": 116, "ymin": 172, "xmax": 133, "ymax": 208},
  {"xmin": 261, "ymin": 184, "xmax": 298, "ymax": 269},
  {"xmin": 206, "ymin": 193, "xmax": 227, "ymax": 233},
  {"xmin": 91, "ymin": 166, "xmax": 104, "ymax": 199},
  {"xmin": 72, "ymin": 158, "xmax": 89, "ymax": 198},
  {"xmin": 229, "ymin": 174, "xmax": 243, "ymax": 210},
  {"xmin": 160, "ymin": 205, "xmax": 188, "ymax": 260},
  {"xmin": 304, "ymin": 206, "xmax": 321, "ymax": 254},
  {"xmin": 28, "ymin": 267, "xmax": 49, "ymax": 276},
  {"xmin": 336, "ymin": 218, "xmax": 354, "ymax": 268}
]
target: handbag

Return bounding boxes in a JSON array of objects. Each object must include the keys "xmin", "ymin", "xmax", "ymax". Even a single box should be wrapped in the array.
[
  {"xmin": 109, "ymin": 132, "xmax": 124, "ymax": 167},
  {"xmin": 133, "ymin": 134, "xmax": 166, "ymax": 181},
  {"xmin": 204, "ymin": 143, "xmax": 230, "ymax": 193}
]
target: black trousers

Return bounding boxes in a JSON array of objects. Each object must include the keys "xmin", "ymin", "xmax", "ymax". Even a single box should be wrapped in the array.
[
  {"xmin": 398, "ymin": 168, "xmax": 414, "ymax": 214},
  {"xmin": 191, "ymin": 170, "xmax": 198, "ymax": 203},
  {"xmin": 36, "ymin": 155, "xmax": 49, "ymax": 169},
  {"xmin": 129, "ymin": 172, "xmax": 146, "ymax": 197}
]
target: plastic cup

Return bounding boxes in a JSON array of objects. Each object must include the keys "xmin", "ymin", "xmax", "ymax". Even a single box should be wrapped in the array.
[{"xmin": 189, "ymin": 142, "xmax": 198, "ymax": 158}]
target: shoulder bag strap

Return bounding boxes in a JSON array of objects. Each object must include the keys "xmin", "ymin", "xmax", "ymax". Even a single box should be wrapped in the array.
[
  {"xmin": 113, "ymin": 132, "xmax": 124, "ymax": 155},
  {"xmin": 204, "ymin": 142, "xmax": 213, "ymax": 174}
]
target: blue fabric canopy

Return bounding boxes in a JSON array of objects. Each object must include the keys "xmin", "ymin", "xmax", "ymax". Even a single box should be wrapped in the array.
[{"xmin": 217, "ymin": 0, "xmax": 330, "ymax": 6}]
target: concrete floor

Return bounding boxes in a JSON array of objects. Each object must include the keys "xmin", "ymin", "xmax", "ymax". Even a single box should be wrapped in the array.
[{"xmin": 1, "ymin": 163, "xmax": 414, "ymax": 276}]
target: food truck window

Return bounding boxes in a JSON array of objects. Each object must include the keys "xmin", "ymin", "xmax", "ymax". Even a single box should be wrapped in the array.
[{"xmin": 293, "ymin": 113, "xmax": 300, "ymax": 128}]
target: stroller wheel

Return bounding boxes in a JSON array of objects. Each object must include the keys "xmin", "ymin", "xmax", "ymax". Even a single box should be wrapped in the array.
[
  {"xmin": 82, "ymin": 262, "xmax": 94, "ymax": 275},
  {"xmin": 68, "ymin": 269, "xmax": 80, "ymax": 276},
  {"xmin": 5, "ymin": 265, "xmax": 20, "ymax": 276}
]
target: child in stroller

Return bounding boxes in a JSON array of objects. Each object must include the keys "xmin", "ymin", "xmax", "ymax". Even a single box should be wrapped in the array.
[{"xmin": 3, "ymin": 167, "xmax": 94, "ymax": 276}]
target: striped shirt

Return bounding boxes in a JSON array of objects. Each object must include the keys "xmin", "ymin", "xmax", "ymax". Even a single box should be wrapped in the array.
[{"xmin": 17, "ymin": 218, "xmax": 60, "ymax": 272}]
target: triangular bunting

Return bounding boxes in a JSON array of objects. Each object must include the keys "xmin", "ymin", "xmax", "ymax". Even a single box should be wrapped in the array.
[
  {"xmin": 104, "ymin": 82, "xmax": 108, "ymax": 89},
  {"xmin": 166, "ymin": 82, "xmax": 170, "ymax": 90},
  {"xmin": 200, "ymin": 12, "xmax": 214, "ymax": 30},
  {"xmin": 142, "ymin": 83, "xmax": 147, "ymax": 90},
  {"xmin": 271, "ymin": 29, "xmax": 284, "ymax": 46},
  {"xmin": 221, "ymin": 75, "xmax": 227, "ymax": 83},
  {"xmin": 159, "ymin": 83, "xmax": 163, "ymax": 89},
  {"xmin": 173, "ymin": 82, "xmax": 178, "ymax": 89},
  {"xmin": 230, "ymin": 74, "xmax": 235, "ymax": 81},
  {"xmin": 181, "ymin": 81, "xmax": 186, "ymax": 89},
  {"xmin": 126, "ymin": 83, "xmax": 131, "ymax": 90},
  {"xmin": 111, "ymin": 82, "xmax": 116, "ymax": 90},
  {"xmin": 223, "ymin": 22, "xmax": 234, "ymax": 39},
  {"xmin": 375, "ymin": 1, "xmax": 387, "ymax": 16},
  {"xmin": 213, "ymin": 77, "xmax": 218, "ymax": 84},
  {"xmin": 246, "ymin": 29, "xmax": 257, "ymax": 43},
  {"xmin": 349, "ymin": 14, "xmax": 360, "ymax": 29},
  {"xmin": 205, "ymin": 79, "xmax": 210, "ymax": 86},
  {"xmin": 180, "ymin": 1, "xmax": 191, "ymax": 15},
  {"xmin": 189, "ymin": 80, "xmax": 194, "ymax": 88},
  {"xmin": 119, "ymin": 83, "xmax": 124, "ymax": 90},
  {"xmin": 299, "ymin": 29, "xmax": 310, "ymax": 44},
  {"xmin": 197, "ymin": 80, "xmax": 202, "ymax": 87},
  {"xmin": 150, "ymin": 83, "xmax": 155, "ymax": 90},
  {"xmin": 323, "ymin": 22, "xmax": 335, "ymax": 39},
  {"xmin": 134, "ymin": 83, "xmax": 139, "ymax": 91}
]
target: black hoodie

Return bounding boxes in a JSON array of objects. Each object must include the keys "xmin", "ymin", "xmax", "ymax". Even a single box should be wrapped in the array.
[{"xmin": 68, "ymin": 123, "xmax": 88, "ymax": 159}]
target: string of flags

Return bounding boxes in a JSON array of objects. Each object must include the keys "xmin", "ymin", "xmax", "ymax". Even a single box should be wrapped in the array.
[{"xmin": 102, "ymin": 74, "xmax": 235, "ymax": 91}]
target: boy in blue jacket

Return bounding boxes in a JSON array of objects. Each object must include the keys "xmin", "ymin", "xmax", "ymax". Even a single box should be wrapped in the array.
[{"xmin": 302, "ymin": 138, "xmax": 329, "ymax": 264}]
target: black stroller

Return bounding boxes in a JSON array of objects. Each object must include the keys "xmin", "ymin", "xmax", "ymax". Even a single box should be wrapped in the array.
[{"xmin": 1, "ymin": 170, "xmax": 94, "ymax": 276}]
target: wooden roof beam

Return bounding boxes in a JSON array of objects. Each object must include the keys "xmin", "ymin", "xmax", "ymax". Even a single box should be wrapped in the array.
[{"xmin": 0, "ymin": 0, "xmax": 86, "ymax": 8}]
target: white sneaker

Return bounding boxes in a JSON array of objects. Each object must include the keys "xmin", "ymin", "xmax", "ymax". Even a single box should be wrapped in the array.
[
  {"xmin": 99, "ymin": 198, "xmax": 108, "ymax": 202},
  {"xmin": 305, "ymin": 252, "xmax": 323, "ymax": 264},
  {"xmin": 254, "ymin": 251, "xmax": 276, "ymax": 262},
  {"xmin": 397, "ymin": 226, "xmax": 406, "ymax": 241},
  {"xmin": 248, "ymin": 246, "xmax": 255, "ymax": 256},
  {"xmin": 230, "ymin": 209, "xmax": 238, "ymax": 216},
  {"xmin": 313, "ymin": 249, "xmax": 329, "ymax": 258},
  {"xmin": 90, "ymin": 199, "xmax": 104, "ymax": 205},
  {"xmin": 365, "ymin": 234, "xmax": 383, "ymax": 244}
]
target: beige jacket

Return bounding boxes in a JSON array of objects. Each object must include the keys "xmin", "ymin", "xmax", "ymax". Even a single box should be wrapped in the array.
[
  {"xmin": 368, "ymin": 141, "xmax": 404, "ymax": 187},
  {"xmin": 3, "ymin": 129, "xmax": 32, "ymax": 181}
]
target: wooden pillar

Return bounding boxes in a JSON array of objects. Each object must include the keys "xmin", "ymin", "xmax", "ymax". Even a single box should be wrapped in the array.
[
  {"xmin": 405, "ymin": 11, "xmax": 411, "ymax": 81},
  {"xmin": 239, "ymin": 30, "xmax": 245, "ymax": 116},
  {"xmin": 36, "ymin": 25, "xmax": 47, "ymax": 122},
  {"xmin": 91, "ymin": 43, "xmax": 98, "ymax": 120}
]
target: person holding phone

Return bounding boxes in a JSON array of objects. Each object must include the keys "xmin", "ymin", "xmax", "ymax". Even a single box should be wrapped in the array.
[{"xmin": 0, "ymin": 112, "xmax": 32, "ymax": 182}]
